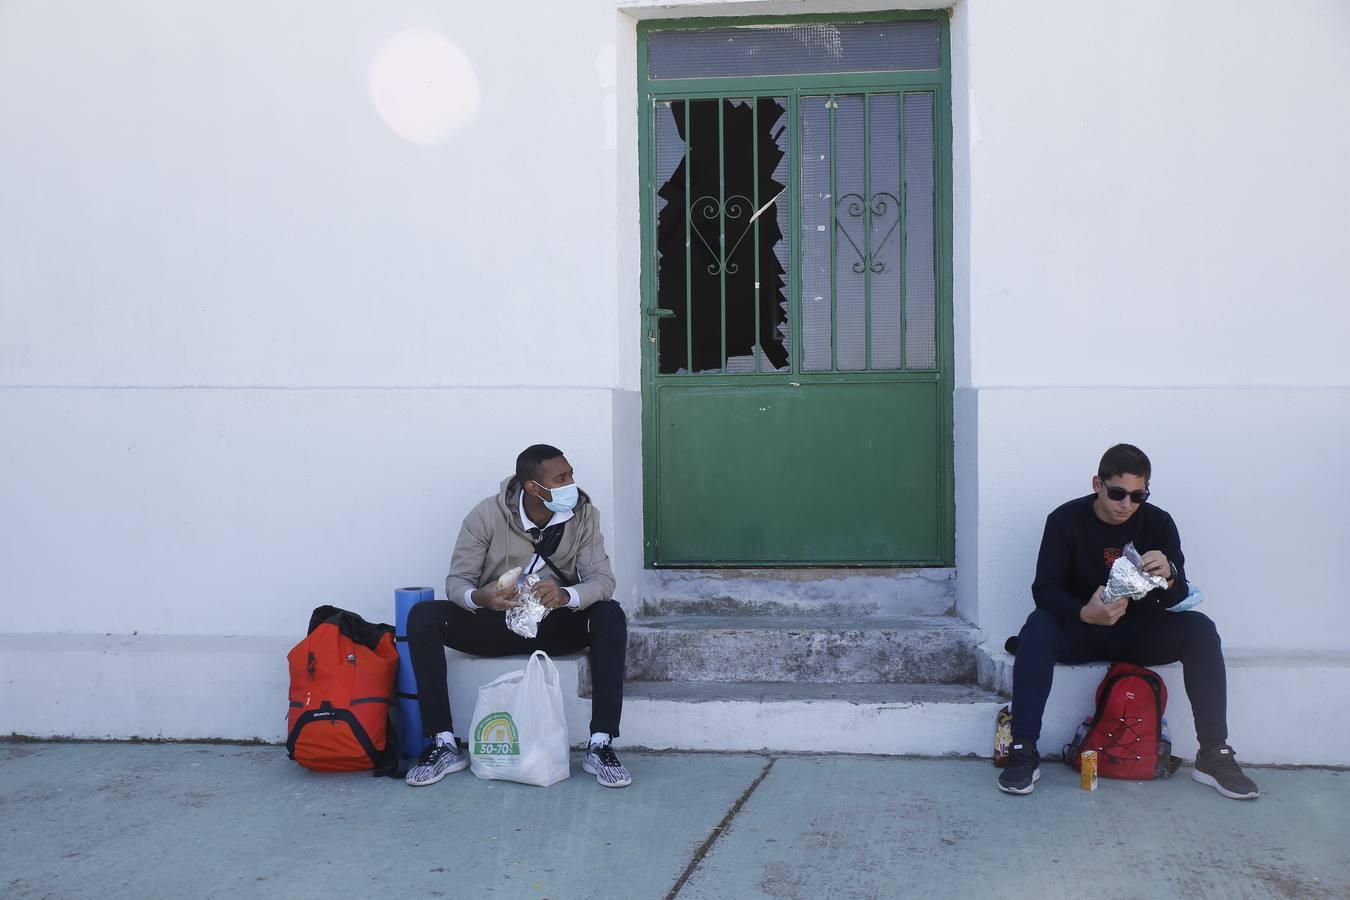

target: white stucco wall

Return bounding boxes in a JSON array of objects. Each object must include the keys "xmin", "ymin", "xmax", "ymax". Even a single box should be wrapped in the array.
[
  {"xmin": 0, "ymin": 1, "xmax": 645, "ymax": 636},
  {"xmin": 3, "ymin": 0, "xmax": 1346, "ymax": 667},
  {"xmin": 952, "ymin": 0, "xmax": 1350, "ymax": 651},
  {"xmin": 0, "ymin": 1, "xmax": 628, "ymax": 389},
  {"xmin": 961, "ymin": 0, "xmax": 1350, "ymax": 389}
]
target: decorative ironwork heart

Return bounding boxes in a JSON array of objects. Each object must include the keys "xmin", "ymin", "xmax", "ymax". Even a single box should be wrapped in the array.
[
  {"xmin": 835, "ymin": 190, "xmax": 901, "ymax": 274},
  {"xmin": 689, "ymin": 194, "xmax": 756, "ymax": 276}
]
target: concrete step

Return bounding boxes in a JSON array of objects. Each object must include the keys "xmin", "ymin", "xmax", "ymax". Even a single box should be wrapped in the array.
[
  {"xmin": 4, "ymin": 635, "xmax": 1349, "ymax": 763},
  {"xmin": 626, "ymin": 615, "xmax": 980, "ymax": 684},
  {"xmin": 638, "ymin": 567, "xmax": 956, "ymax": 618},
  {"xmin": 620, "ymin": 680, "xmax": 1006, "ymax": 754}
]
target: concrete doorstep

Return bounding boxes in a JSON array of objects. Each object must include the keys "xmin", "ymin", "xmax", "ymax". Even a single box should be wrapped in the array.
[{"xmin": 2, "ymin": 742, "xmax": 1348, "ymax": 900}]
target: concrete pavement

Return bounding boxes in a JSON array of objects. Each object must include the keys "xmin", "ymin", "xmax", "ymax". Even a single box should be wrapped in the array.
[{"xmin": 2, "ymin": 742, "xmax": 1347, "ymax": 900}]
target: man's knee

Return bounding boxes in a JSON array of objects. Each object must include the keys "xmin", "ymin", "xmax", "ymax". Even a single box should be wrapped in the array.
[
  {"xmin": 588, "ymin": 600, "xmax": 627, "ymax": 640},
  {"xmin": 407, "ymin": 599, "xmax": 444, "ymax": 638},
  {"xmin": 1175, "ymin": 610, "xmax": 1220, "ymax": 646},
  {"xmin": 1019, "ymin": 608, "xmax": 1064, "ymax": 647}
]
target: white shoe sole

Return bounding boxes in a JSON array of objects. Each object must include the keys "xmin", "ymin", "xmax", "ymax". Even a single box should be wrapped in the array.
[
  {"xmin": 405, "ymin": 756, "xmax": 469, "ymax": 786},
  {"xmin": 1192, "ymin": 768, "xmax": 1259, "ymax": 799},
  {"xmin": 997, "ymin": 767, "xmax": 1041, "ymax": 795},
  {"xmin": 583, "ymin": 759, "xmax": 632, "ymax": 788}
]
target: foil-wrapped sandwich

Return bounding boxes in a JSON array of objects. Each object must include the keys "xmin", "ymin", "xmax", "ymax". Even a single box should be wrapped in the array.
[
  {"xmin": 504, "ymin": 572, "xmax": 550, "ymax": 638},
  {"xmin": 1102, "ymin": 541, "xmax": 1169, "ymax": 603}
]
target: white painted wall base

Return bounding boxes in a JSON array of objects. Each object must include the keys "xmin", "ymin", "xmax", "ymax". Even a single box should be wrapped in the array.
[
  {"xmin": 0, "ymin": 636, "xmax": 593, "ymax": 748},
  {"xmin": 0, "ymin": 634, "xmax": 295, "ymax": 743},
  {"xmin": 5, "ymin": 634, "xmax": 1346, "ymax": 766},
  {"xmin": 978, "ymin": 644, "xmax": 1350, "ymax": 767}
]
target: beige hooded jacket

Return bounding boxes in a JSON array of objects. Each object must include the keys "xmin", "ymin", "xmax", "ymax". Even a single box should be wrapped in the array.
[{"xmin": 445, "ymin": 476, "xmax": 616, "ymax": 611}]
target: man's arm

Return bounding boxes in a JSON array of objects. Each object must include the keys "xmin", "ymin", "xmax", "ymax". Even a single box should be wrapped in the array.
[
  {"xmin": 568, "ymin": 507, "xmax": 616, "ymax": 609},
  {"xmin": 1147, "ymin": 511, "xmax": 1189, "ymax": 608},
  {"xmin": 446, "ymin": 507, "xmax": 492, "ymax": 611},
  {"xmin": 1031, "ymin": 513, "xmax": 1086, "ymax": 623}
]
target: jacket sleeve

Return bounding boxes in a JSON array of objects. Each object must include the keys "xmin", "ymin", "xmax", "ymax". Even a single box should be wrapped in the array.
[
  {"xmin": 446, "ymin": 505, "xmax": 492, "ymax": 611},
  {"xmin": 1149, "ymin": 510, "xmax": 1190, "ymax": 609},
  {"xmin": 570, "ymin": 507, "xmax": 616, "ymax": 609},
  {"xmin": 1031, "ymin": 513, "xmax": 1084, "ymax": 623}
]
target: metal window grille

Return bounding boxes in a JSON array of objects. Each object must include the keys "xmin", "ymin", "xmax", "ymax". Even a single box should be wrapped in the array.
[{"xmin": 651, "ymin": 91, "xmax": 939, "ymax": 375}]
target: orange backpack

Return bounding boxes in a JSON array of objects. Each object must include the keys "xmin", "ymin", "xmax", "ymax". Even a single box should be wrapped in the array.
[{"xmin": 286, "ymin": 606, "xmax": 399, "ymax": 776}]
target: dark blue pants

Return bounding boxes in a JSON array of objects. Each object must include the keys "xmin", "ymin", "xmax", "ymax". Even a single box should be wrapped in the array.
[
  {"xmin": 1011, "ymin": 605, "xmax": 1227, "ymax": 750},
  {"xmin": 406, "ymin": 598, "xmax": 627, "ymax": 739}
]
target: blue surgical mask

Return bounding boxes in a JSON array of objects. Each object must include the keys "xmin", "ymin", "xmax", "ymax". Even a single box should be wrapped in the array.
[{"xmin": 533, "ymin": 481, "xmax": 579, "ymax": 514}]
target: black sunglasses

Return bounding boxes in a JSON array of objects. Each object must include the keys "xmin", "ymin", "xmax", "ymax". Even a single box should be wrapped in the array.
[{"xmin": 1103, "ymin": 484, "xmax": 1150, "ymax": 504}]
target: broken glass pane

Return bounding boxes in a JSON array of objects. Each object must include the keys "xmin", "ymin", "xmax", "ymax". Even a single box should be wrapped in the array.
[
  {"xmin": 655, "ymin": 97, "xmax": 790, "ymax": 374},
  {"xmin": 653, "ymin": 101, "xmax": 687, "ymax": 375},
  {"xmin": 767, "ymin": 103, "xmax": 792, "ymax": 373}
]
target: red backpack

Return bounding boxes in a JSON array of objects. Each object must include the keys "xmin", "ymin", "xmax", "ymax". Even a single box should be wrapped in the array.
[
  {"xmin": 286, "ymin": 606, "xmax": 399, "ymax": 776},
  {"xmin": 1064, "ymin": 662, "xmax": 1176, "ymax": 781}
]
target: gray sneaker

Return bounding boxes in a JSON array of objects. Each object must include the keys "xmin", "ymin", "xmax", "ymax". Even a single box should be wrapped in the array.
[
  {"xmin": 1192, "ymin": 744, "xmax": 1259, "ymax": 799},
  {"xmin": 405, "ymin": 740, "xmax": 468, "ymax": 786},
  {"xmin": 583, "ymin": 742, "xmax": 631, "ymax": 788}
]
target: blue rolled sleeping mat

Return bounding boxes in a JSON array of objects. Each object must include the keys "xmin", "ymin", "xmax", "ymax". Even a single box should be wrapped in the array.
[{"xmin": 395, "ymin": 586, "xmax": 436, "ymax": 760}]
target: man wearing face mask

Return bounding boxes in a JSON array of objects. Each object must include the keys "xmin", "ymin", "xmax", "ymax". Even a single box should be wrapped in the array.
[
  {"xmin": 998, "ymin": 443, "xmax": 1259, "ymax": 800},
  {"xmin": 404, "ymin": 444, "xmax": 630, "ymax": 788}
]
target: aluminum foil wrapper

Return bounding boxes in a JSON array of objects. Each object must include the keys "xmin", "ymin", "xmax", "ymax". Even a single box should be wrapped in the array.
[
  {"xmin": 1102, "ymin": 555, "xmax": 1168, "ymax": 603},
  {"xmin": 505, "ymin": 573, "xmax": 550, "ymax": 638}
]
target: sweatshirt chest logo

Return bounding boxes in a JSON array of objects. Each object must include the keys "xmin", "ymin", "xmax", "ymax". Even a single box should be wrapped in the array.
[{"xmin": 1104, "ymin": 547, "xmax": 1122, "ymax": 567}]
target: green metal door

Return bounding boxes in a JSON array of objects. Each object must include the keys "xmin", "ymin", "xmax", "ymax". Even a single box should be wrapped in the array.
[{"xmin": 639, "ymin": 16, "xmax": 954, "ymax": 566}]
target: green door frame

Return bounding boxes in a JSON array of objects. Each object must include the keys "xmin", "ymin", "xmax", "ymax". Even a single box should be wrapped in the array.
[{"xmin": 637, "ymin": 12, "xmax": 955, "ymax": 567}]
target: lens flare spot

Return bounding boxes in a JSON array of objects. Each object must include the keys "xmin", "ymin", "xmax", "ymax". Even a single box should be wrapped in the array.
[{"xmin": 370, "ymin": 30, "xmax": 480, "ymax": 146}]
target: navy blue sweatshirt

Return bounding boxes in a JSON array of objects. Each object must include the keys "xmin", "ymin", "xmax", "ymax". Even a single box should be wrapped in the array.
[{"xmin": 1031, "ymin": 494, "xmax": 1190, "ymax": 623}]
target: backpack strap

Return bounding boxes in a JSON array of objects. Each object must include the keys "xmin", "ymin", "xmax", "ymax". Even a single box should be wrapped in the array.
[
  {"xmin": 526, "ymin": 524, "xmax": 577, "ymax": 587},
  {"xmin": 535, "ymin": 552, "xmax": 574, "ymax": 588}
]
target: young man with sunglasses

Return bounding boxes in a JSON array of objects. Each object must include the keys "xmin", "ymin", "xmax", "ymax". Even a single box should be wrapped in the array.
[{"xmin": 998, "ymin": 443, "xmax": 1259, "ymax": 799}]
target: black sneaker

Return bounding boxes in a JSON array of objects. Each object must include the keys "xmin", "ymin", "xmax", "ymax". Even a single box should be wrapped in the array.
[
  {"xmin": 583, "ymin": 741, "xmax": 631, "ymax": 788},
  {"xmin": 1192, "ymin": 744, "xmax": 1259, "ymax": 799},
  {"xmin": 405, "ymin": 739, "xmax": 468, "ymax": 786},
  {"xmin": 998, "ymin": 743, "xmax": 1040, "ymax": 795}
]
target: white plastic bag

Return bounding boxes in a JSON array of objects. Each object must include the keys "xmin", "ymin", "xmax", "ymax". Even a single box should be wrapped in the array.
[{"xmin": 469, "ymin": 650, "xmax": 570, "ymax": 787}]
